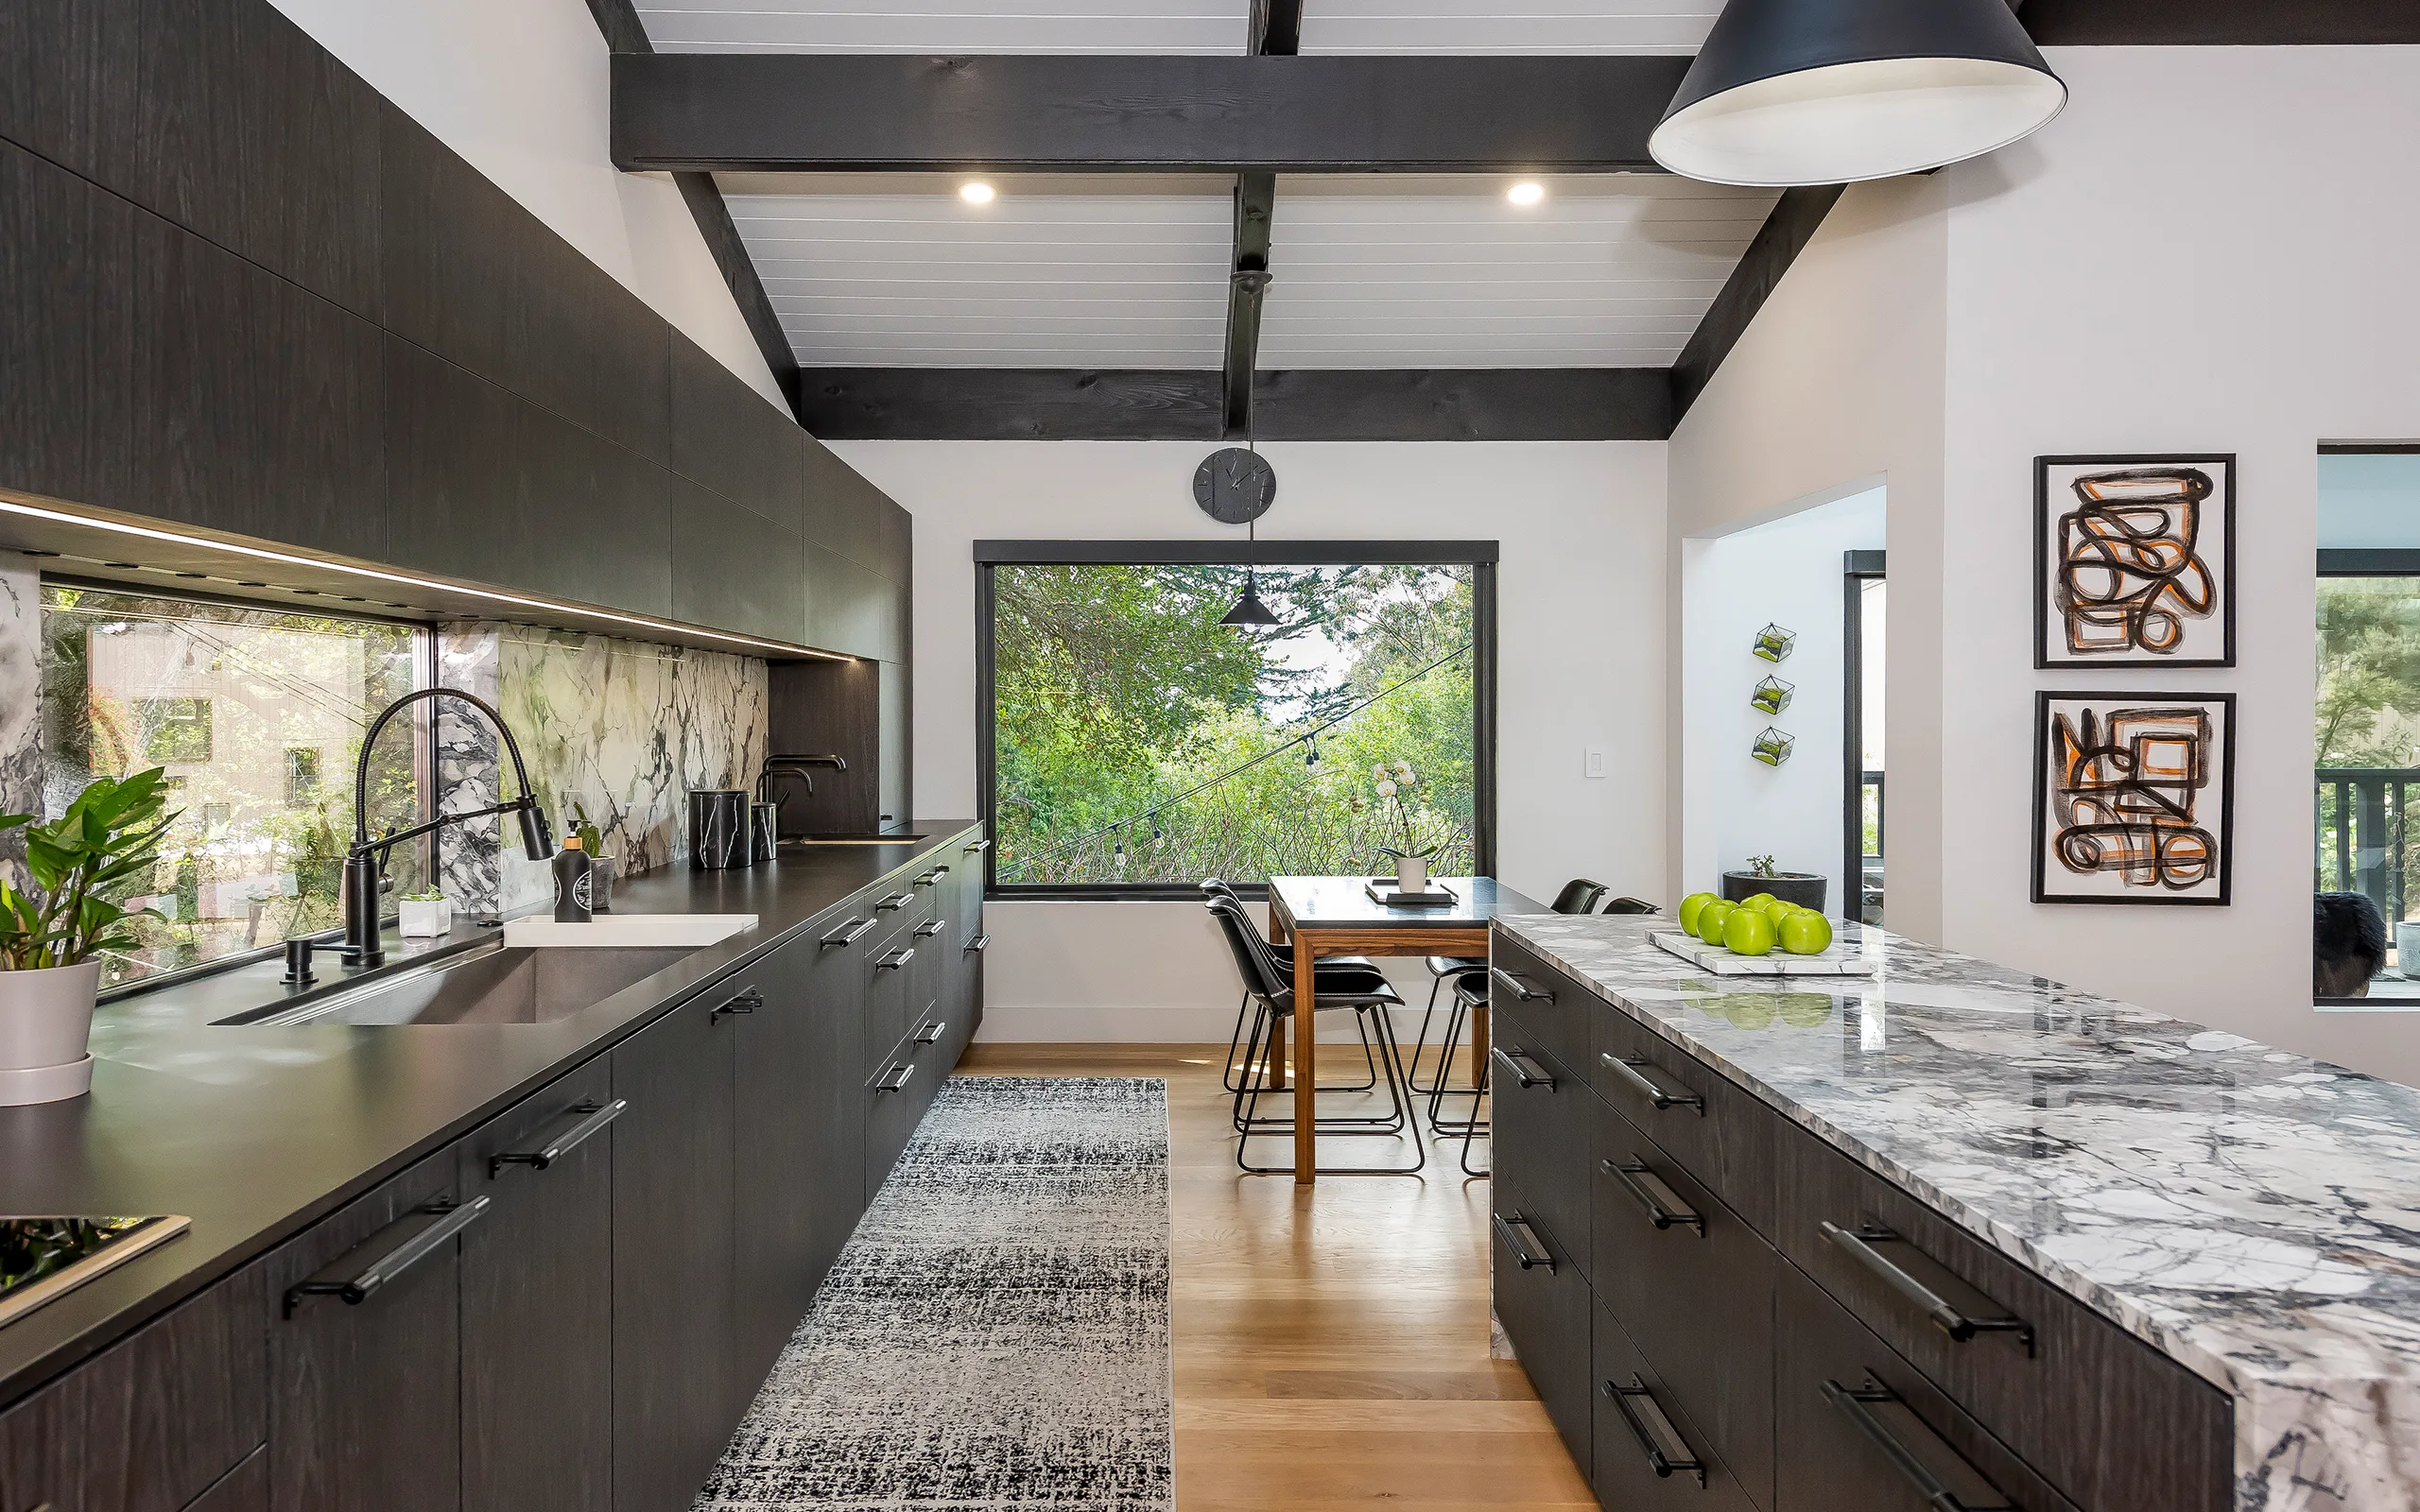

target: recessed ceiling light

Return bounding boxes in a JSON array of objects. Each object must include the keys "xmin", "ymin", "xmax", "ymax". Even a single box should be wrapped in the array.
[
  {"xmin": 1507, "ymin": 181, "xmax": 1547, "ymax": 206},
  {"xmin": 959, "ymin": 181, "xmax": 996, "ymax": 205}
]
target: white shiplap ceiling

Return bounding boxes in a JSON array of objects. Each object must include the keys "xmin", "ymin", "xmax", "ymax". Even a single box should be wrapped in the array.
[
  {"xmin": 632, "ymin": 0, "xmax": 1720, "ymax": 54},
  {"xmin": 717, "ymin": 175, "xmax": 1775, "ymax": 369}
]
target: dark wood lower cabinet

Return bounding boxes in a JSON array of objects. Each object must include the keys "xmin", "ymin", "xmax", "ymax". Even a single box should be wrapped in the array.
[
  {"xmin": 1489, "ymin": 1183, "xmax": 1592, "ymax": 1479},
  {"xmin": 1488, "ymin": 1008, "xmax": 1591, "ymax": 1287},
  {"xmin": 458, "ymin": 1062, "xmax": 616, "ymax": 1512},
  {"xmin": 611, "ymin": 993, "xmax": 737, "ymax": 1512},
  {"xmin": 1591, "ymin": 1299, "xmax": 1756, "ymax": 1512},
  {"xmin": 734, "ymin": 937, "xmax": 845, "ymax": 1400},
  {"xmin": 182, "ymin": 1448, "xmax": 267, "ymax": 1512}
]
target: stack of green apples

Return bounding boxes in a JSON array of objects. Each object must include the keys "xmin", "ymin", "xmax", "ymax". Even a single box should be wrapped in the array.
[{"xmin": 1674, "ymin": 891, "xmax": 1834, "ymax": 958}]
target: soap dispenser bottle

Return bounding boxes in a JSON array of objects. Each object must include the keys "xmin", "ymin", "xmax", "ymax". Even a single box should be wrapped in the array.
[{"xmin": 553, "ymin": 835, "xmax": 594, "ymax": 923}]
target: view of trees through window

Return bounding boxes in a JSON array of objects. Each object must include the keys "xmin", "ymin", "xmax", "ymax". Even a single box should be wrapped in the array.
[
  {"xmin": 2315, "ymin": 576, "xmax": 2420, "ymax": 993},
  {"xmin": 39, "ymin": 587, "xmax": 428, "ymax": 986},
  {"xmin": 990, "ymin": 560, "xmax": 1480, "ymax": 887}
]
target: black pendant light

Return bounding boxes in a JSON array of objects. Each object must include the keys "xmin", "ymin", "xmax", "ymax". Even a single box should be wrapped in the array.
[
  {"xmin": 1650, "ymin": 0, "xmax": 2066, "ymax": 187},
  {"xmin": 1220, "ymin": 552, "xmax": 1280, "ymax": 628},
  {"xmin": 1217, "ymin": 390, "xmax": 1280, "ymax": 628}
]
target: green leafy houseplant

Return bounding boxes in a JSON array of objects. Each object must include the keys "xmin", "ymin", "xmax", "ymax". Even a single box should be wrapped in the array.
[{"xmin": 0, "ymin": 768, "xmax": 176, "ymax": 971}]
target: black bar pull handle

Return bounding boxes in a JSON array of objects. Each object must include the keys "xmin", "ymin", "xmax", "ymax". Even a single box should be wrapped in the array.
[
  {"xmin": 1821, "ymin": 1375, "xmax": 2014, "ymax": 1512},
  {"xmin": 963, "ymin": 838, "xmax": 992, "ymax": 854},
  {"xmin": 875, "ymin": 892, "xmax": 913, "ymax": 911},
  {"xmin": 1489, "ymin": 967, "xmax": 1553, "ymax": 1003},
  {"xmin": 1489, "ymin": 1045, "xmax": 1555, "ymax": 1091},
  {"xmin": 875, "ymin": 1063, "xmax": 915, "ymax": 1092},
  {"xmin": 1604, "ymin": 1378, "xmax": 1708, "ymax": 1488},
  {"xmin": 1491, "ymin": 1211, "xmax": 1554, "ymax": 1272},
  {"xmin": 964, "ymin": 933, "xmax": 992, "ymax": 954},
  {"xmin": 1600, "ymin": 1052, "xmax": 1705, "ymax": 1115},
  {"xmin": 708, "ymin": 987, "xmax": 762, "ymax": 1023},
  {"xmin": 285, "ymin": 1196, "xmax": 491, "ymax": 1314},
  {"xmin": 914, "ymin": 919, "xmax": 945, "ymax": 938},
  {"xmin": 1604, "ymin": 1158, "xmax": 1704, "ymax": 1235},
  {"xmin": 1821, "ymin": 1222, "xmax": 2034, "ymax": 1352},
  {"xmin": 929, "ymin": 863, "xmax": 950, "ymax": 877},
  {"xmin": 821, "ymin": 917, "xmax": 875, "ymax": 948},
  {"xmin": 915, "ymin": 1020, "xmax": 946, "ymax": 1045},
  {"xmin": 913, "ymin": 869, "xmax": 941, "ymax": 887},
  {"xmin": 875, "ymin": 947, "xmax": 915, "ymax": 971},
  {"xmin": 491, "ymin": 1099, "xmax": 627, "ymax": 1176}
]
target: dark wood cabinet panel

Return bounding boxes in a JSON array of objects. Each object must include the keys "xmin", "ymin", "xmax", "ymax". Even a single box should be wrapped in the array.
[
  {"xmin": 671, "ymin": 334, "xmax": 804, "ymax": 526},
  {"xmin": 131, "ymin": 213, "xmax": 386, "ymax": 560},
  {"xmin": 1486, "ymin": 935, "xmax": 1594, "ymax": 1087},
  {"xmin": 1490, "ymin": 1184, "xmax": 1592, "ymax": 1480},
  {"xmin": 801, "ymin": 441, "xmax": 888, "ymax": 573},
  {"xmin": 612, "ymin": 997, "xmax": 737, "ymax": 1512},
  {"xmin": 383, "ymin": 335, "xmax": 522, "ymax": 587},
  {"xmin": 671, "ymin": 479, "xmax": 804, "ymax": 644},
  {"xmin": 765, "ymin": 658, "xmax": 882, "ymax": 835},
  {"xmin": 1488, "ymin": 1008, "xmax": 1591, "ymax": 1285},
  {"xmin": 458, "ymin": 1061, "xmax": 615, "ymax": 1512},
  {"xmin": 0, "ymin": 0, "xmax": 136, "ymax": 195},
  {"xmin": 266, "ymin": 1152, "xmax": 464, "ymax": 1512},
  {"xmin": 1776, "ymin": 1132, "xmax": 2230, "ymax": 1512},
  {"xmin": 1774, "ymin": 1264, "xmax": 2081, "ymax": 1512},
  {"xmin": 804, "ymin": 544, "xmax": 900, "ymax": 662},
  {"xmin": 1590, "ymin": 1299, "xmax": 1757, "ymax": 1512},
  {"xmin": 135, "ymin": 0, "xmax": 383, "ymax": 319},
  {"xmin": 878, "ymin": 499, "xmax": 910, "ymax": 591},
  {"xmin": 1589, "ymin": 1095, "xmax": 1774, "ymax": 1506},
  {"xmin": 182, "ymin": 1448, "xmax": 267, "ymax": 1512},
  {"xmin": 519, "ymin": 404, "xmax": 673, "ymax": 620},
  {"xmin": 0, "ymin": 136, "xmax": 132, "ymax": 511},
  {"xmin": 732, "ymin": 942, "xmax": 841, "ymax": 1398}
]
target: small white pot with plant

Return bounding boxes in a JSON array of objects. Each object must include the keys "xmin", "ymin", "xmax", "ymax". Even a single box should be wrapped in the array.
[
  {"xmin": 0, "ymin": 768, "xmax": 176, "ymax": 1106},
  {"xmin": 1372, "ymin": 761, "xmax": 1440, "ymax": 893},
  {"xmin": 397, "ymin": 889, "xmax": 454, "ymax": 937}
]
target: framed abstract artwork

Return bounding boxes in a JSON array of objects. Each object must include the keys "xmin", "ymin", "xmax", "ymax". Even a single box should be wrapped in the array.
[
  {"xmin": 2031, "ymin": 691, "xmax": 2235, "ymax": 906},
  {"xmin": 2034, "ymin": 455, "xmax": 2235, "ymax": 668}
]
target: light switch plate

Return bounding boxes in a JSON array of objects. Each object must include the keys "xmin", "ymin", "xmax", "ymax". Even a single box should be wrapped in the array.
[{"xmin": 1585, "ymin": 748, "xmax": 1607, "ymax": 779}]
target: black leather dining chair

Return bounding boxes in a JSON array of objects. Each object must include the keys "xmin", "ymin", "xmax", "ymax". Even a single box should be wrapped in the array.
[
  {"xmin": 1409, "ymin": 877, "xmax": 1605, "ymax": 1131},
  {"xmin": 1201, "ymin": 879, "xmax": 1384, "ymax": 1093},
  {"xmin": 1205, "ymin": 896, "xmax": 1425, "ymax": 1176}
]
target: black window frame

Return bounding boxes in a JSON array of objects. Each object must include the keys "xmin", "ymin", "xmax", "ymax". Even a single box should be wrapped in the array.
[
  {"xmin": 2316, "ymin": 545, "xmax": 2420, "ymax": 1006},
  {"xmin": 975, "ymin": 539, "xmax": 1499, "ymax": 901}
]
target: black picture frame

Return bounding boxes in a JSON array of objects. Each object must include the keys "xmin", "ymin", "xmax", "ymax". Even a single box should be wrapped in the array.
[
  {"xmin": 2033, "ymin": 454, "xmax": 2237, "ymax": 669},
  {"xmin": 2031, "ymin": 689, "xmax": 2236, "ymax": 906}
]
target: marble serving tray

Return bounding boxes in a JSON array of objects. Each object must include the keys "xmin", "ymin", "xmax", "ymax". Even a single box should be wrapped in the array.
[{"xmin": 1649, "ymin": 930, "xmax": 1876, "ymax": 976}]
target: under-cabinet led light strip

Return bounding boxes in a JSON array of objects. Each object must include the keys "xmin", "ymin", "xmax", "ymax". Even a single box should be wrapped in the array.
[{"xmin": 0, "ymin": 496, "xmax": 856, "ymax": 662}]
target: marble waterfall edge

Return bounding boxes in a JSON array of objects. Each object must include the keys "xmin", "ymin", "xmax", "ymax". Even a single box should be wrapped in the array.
[{"xmin": 1497, "ymin": 914, "xmax": 2420, "ymax": 1512}]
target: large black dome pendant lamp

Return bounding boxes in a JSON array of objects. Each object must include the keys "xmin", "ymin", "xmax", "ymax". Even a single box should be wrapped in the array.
[{"xmin": 1649, "ymin": 0, "xmax": 2067, "ymax": 187}]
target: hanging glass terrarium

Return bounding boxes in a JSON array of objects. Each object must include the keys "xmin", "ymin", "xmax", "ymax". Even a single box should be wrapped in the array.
[
  {"xmin": 1750, "ymin": 675, "xmax": 1794, "ymax": 715},
  {"xmin": 1751, "ymin": 727, "xmax": 1795, "ymax": 766}
]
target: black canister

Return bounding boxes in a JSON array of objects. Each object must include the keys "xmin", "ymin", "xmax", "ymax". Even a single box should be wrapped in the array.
[
  {"xmin": 751, "ymin": 801, "xmax": 780, "ymax": 864},
  {"xmin": 688, "ymin": 789, "xmax": 752, "ymax": 869}
]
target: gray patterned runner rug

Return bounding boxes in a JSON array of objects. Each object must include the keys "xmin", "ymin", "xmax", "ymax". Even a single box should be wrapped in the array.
[{"xmin": 698, "ymin": 1076, "xmax": 1174, "ymax": 1511}]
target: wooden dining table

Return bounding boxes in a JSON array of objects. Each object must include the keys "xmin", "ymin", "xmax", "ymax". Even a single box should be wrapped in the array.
[{"xmin": 1264, "ymin": 875, "xmax": 1548, "ymax": 1184}]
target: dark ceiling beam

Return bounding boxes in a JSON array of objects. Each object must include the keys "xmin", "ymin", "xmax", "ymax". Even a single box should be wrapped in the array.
[
  {"xmin": 612, "ymin": 53, "xmax": 1686, "ymax": 174},
  {"xmin": 1669, "ymin": 184, "xmax": 1846, "ymax": 424},
  {"xmin": 2021, "ymin": 0, "xmax": 2420, "ymax": 43},
  {"xmin": 796, "ymin": 369, "xmax": 1673, "ymax": 443}
]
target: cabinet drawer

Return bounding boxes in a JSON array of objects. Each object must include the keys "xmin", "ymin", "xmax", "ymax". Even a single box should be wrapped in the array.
[
  {"xmin": 1776, "ymin": 1265, "xmax": 2081, "ymax": 1512},
  {"xmin": 1777, "ymin": 1135, "xmax": 2229, "ymax": 1512},
  {"xmin": 864, "ymin": 1028, "xmax": 939, "ymax": 1194},
  {"xmin": 182, "ymin": 1448, "xmax": 267, "ymax": 1512},
  {"xmin": 1591, "ymin": 1096, "xmax": 1774, "ymax": 1506},
  {"xmin": 1591, "ymin": 1299, "xmax": 1758, "ymax": 1512},
  {"xmin": 1587, "ymin": 1001, "xmax": 1781, "ymax": 1241},
  {"xmin": 1488, "ymin": 932, "xmax": 1593, "ymax": 1083},
  {"xmin": 1487, "ymin": 1012, "xmax": 1592, "ymax": 1287},
  {"xmin": 1489, "ymin": 1187, "xmax": 1591, "ymax": 1482}
]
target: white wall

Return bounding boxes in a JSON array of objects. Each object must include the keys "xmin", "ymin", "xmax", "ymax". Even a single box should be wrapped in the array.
[
  {"xmin": 828, "ymin": 440, "xmax": 1668, "ymax": 1041},
  {"xmin": 1681, "ymin": 489, "xmax": 1885, "ymax": 906},
  {"xmin": 264, "ymin": 0, "xmax": 784, "ymax": 407}
]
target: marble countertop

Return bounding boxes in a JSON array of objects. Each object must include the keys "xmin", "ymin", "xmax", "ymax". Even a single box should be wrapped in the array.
[{"xmin": 1497, "ymin": 915, "xmax": 2420, "ymax": 1512}]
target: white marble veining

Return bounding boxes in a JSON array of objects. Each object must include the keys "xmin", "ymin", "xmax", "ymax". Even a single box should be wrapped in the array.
[{"xmin": 1500, "ymin": 914, "xmax": 2420, "ymax": 1512}]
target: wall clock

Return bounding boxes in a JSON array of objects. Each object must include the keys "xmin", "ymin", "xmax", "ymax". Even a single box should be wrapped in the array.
[{"xmin": 1193, "ymin": 448, "xmax": 1276, "ymax": 524}]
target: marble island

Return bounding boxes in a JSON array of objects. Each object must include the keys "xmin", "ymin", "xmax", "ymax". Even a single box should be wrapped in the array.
[{"xmin": 1497, "ymin": 914, "xmax": 2420, "ymax": 1512}]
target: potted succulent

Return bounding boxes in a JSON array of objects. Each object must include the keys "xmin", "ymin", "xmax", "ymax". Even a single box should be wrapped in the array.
[
  {"xmin": 1721, "ymin": 853, "xmax": 1827, "ymax": 914},
  {"xmin": 0, "ymin": 768, "xmax": 176, "ymax": 1106},
  {"xmin": 397, "ymin": 888, "xmax": 454, "ymax": 937},
  {"xmin": 1372, "ymin": 761, "xmax": 1440, "ymax": 893}
]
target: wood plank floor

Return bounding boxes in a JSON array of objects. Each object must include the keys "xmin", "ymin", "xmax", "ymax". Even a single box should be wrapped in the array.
[{"xmin": 955, "ymin": 1042, "xmax": 1595, "ymax": 1511}]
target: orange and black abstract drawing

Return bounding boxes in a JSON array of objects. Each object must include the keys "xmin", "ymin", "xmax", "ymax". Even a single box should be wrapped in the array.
[
  {"xmin": 2035, "ymin": 455, "xmax": 2234, "ymax": 669},
  {"xmin": 2033, "ymin": 693, "xmax": 2234, "ymax": 905}
]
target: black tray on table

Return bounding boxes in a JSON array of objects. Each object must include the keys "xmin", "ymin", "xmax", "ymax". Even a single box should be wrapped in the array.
[{"xmin": 1365, "ymin": 879, "xmax": 1459, "ymax": 908}]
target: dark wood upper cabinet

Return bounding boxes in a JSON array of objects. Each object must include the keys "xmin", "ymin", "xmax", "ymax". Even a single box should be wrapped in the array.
[
  {"xmin": 801, "ymin": 440, "xmax": 890, "ymax": 573},
  {"xmin": 805, "ymin": 544, "xmax": 900, "ymax": 662},
  {"xmin": 671, "ymin": 479, "xmax": 804, "ymax": 644},
  {"xmin": 131, "ymin": 212, "xmax": 385, "ymax": 561},
  {"xmin": 518, "ymin": 404, "xmax": 674, "ymax": 621},
  {"xmin": 671, "ymin": 333, "xmax": 804, "ymax": 526},
  {"xmin": 0, "ymin": 0, "xmax": 136, "ymax": 198},
  {"xmin": 0, "ymin": 135, "xmax": 132, "ymax": 512},
  {"xmin": 382, "ymin": 335, "xmax": 522, "ymax": 588},
  {"xmin": 134, "ymin": 0, "xmax": 384, "ymax": 322},
  {"xmin": 879, "ymin": 500, "xmax": 910, "ymax": 590}
]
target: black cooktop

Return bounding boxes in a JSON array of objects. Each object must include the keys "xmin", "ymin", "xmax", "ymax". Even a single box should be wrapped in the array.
[{"xmin": 0, "ymin": 1216, "xmax": 189, "ymax": 1328}]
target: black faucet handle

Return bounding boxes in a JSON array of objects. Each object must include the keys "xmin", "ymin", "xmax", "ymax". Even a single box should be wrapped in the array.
[{"xmin": 283, "ymin": 936, "xmax": 318, "ymax": 988}]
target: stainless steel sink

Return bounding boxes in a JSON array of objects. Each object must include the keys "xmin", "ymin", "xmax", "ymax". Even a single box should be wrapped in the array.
[{"xmin": 219, "ymin": 941, "xmax": 694, "ymax": 1027}]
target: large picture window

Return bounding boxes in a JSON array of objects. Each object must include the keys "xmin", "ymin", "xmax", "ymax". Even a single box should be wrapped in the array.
[
  {"xmin": 38, "ymin": 585, "xmax": 431, "ymax": 988},
  {"xmin": 978, "ymin": 542, "xmax": 1495, "ymax": 896}
]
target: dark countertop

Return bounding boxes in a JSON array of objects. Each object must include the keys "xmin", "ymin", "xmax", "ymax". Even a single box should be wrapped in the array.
[{"xmin": 0, "ymin": 822, "xmax": 980, "ymax": 1409}]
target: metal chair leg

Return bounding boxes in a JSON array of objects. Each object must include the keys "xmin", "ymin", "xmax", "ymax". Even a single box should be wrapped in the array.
[{"xmin": 1236, "ymin": 1005, "xmax": 1428, "ymax": 1176}]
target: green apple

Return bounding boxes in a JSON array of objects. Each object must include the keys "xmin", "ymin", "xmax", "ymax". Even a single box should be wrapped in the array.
[
  {"xmin": 1739, "ymin": 891, "xmax": 1777, "ymax": 913},
  {"xmin": 1695, "ymin": 900, "xmax": 1737, "ymax": 945},
  {"xmin": 1724, "ymin": 906, "xmax": 1777, "ymax": 956},
  {"xmin": 1778, "ymin": 911, "xmax": 1834, "ymax": 956},
  {"xmin": 1678, "ymin": 891, "xmax": 1718, "ymax": 935}
]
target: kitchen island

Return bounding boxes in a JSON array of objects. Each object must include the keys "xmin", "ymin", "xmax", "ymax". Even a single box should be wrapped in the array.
[{"xmin": 1488, "ymin": 914, "xmax": 2420, "ymax": 1512}]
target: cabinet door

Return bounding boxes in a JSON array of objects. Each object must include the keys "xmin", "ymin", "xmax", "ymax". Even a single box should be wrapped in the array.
[
  {"xmin": 458, "ymin": 1062, "xmax": 617, "ymax": 1512},
  {"xmin": 1488, "ymin": 1185, "xmax": 1591, "ymax": 1481},
  {"xmin": 268, "ymin": 1153, "xmax": 466, "ymax": 1512},
  {"xmin": 1591, "ymin": 1300, "xmax": 1758, "ymax": 1512},
  {"xmin": 732, "ymin": 945, "xmax": 830, "ymax": 1400},
  {"xmin": 801, "ymin": 909, "xmax": 877, "ymax": 1273},
  {"xmin": 863, "ymin": 1030, "xmax": 931, "ymax": 1199},
  {"xmin": 612, "ymin": 996, "xmax": 737, "ymax": 1512},
  {"xmin": 1487, "ymin": 1011, "xmax": 1591, "ymax": 1286}
]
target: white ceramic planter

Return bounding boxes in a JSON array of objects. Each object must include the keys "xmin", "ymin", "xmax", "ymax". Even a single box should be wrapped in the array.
[
  {"xmin": 0, "ymin": 959, "xmax": 102, "ymax": 1106},
  {"xmin": 1394, "ymin": 854, "xmax": 1430, "ymax": 894},
  {"xmin": 398, "ymin": 898, "xmax": 454, "ymax": 937}
]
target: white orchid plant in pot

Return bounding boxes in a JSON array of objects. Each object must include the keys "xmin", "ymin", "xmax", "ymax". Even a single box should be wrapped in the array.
[
  {"xmin": 1371, "ymin": 761, "xmax": 1440, "ymax": 893},
  {"xmin": 0, "ymin": 767, "xmax": 176, "ymax": 1106}
]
